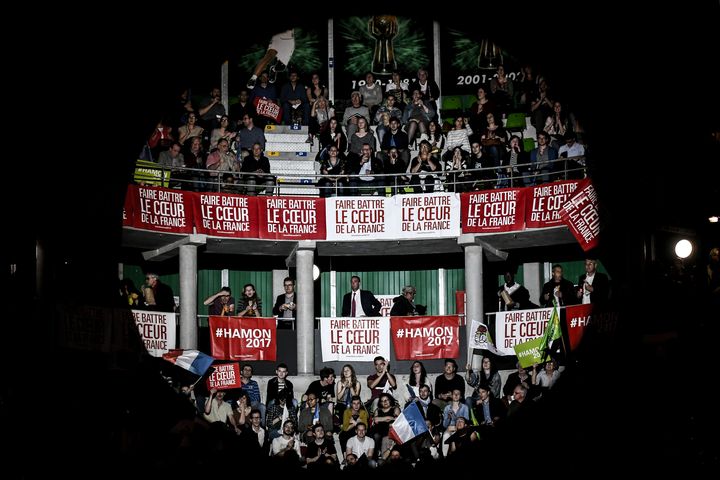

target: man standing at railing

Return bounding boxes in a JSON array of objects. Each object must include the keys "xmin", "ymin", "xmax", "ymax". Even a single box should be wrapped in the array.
[
  {"xmin": 576, "ymin": 258, "xmax": 610, "ymax": 308},
  {"xmin": 273, "ymin": 277, "xmax": 297, "ymax": 329},
  {"xmin": 540, "ymin": 264, "xmax": 577, "ymax": 308},
  {"xmin": 342, "ymin": 275, "xmax": 382, "ymax": 317}
]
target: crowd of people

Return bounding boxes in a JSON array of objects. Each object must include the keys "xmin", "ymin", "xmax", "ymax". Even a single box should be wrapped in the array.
[
  {"xmin": 122, "ymin": 262, "xmax": 615, "ymax": 471},
  {"xmin": 138, "ymin": 61, "xmax": 587, "ymax": 196}
]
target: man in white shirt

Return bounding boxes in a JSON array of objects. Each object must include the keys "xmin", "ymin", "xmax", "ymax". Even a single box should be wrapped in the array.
[
  {"xmin": 270, "ymin": 420, "xmax": 302, "ymax": 457},
  {"xmin": 345, "ymin": 422, "xmax": 376, "ymax": 468},
  {"xmin": 576, "ymin": 258, "xmax": 610, "ymax": 306}
]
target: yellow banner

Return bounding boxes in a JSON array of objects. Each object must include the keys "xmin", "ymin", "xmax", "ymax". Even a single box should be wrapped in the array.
[{"xmin": 134, "ymin": 159, "xmax": 169, "ymax": 187}]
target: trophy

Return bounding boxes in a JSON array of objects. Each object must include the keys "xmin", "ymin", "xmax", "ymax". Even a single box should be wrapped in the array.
[
  {"xmin": 369, "ymin": 15, "xmax": 398, "ymax": 75},
  {"xmin": 477, "ymin": 39, "xmax": 503, "ymax": 70}
]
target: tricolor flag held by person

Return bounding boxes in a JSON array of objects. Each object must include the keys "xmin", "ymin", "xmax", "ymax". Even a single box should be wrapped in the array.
[
  {"xmin": 388, "ymin": 401, "xmax": 429, "ymax": 445},
  {"xmin": 163, "ymin": 349, "xmax": 215, "ymax": 376}
]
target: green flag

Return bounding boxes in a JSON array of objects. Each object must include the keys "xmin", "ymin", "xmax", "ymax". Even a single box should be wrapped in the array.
[{"xmin": 538, "ymin": 299, "xmax": 561, "ymax": 361}]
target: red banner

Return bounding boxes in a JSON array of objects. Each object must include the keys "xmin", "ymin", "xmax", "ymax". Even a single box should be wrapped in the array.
[
  {"xmin": 209, "ymin": 316, "xmax": 277, "ymax": 361},
  {"xmin": 193, "ymin": 192, "xmax": 259, "ymax": 237},
  {"xmin": 258, "ymin": 197, "xmax": 326, "ymax": 240},
  {"xmin": 390, "ymin": 316, "xmax": 460, "ymax": 360},
  {"xmin": 524, "ymin": 180, "xmax": 581, "ymax": 229},
  {"xmin": 253, "ymin": 97, "xmax": 282, "ymax": 123},
  {"xmin": 123, "ymin": 186, "xmax": 134, "ymax": 227},
  {"xmin": 560, "ymin": 179, "xmax": 600, "ymax": 251},
  {"xmin": 206, "ymin": 362, "xmax": 241, "ymax": 390},
  {"xmin": 565, "ymin": 304, "xmax": 593, "ymax": 351},
  {"xmin": 461, "ymin": 188, "xmax": 526, "ymax": 233},
  {"xmin": 128, "ymin": 185, "xmax": 193, "ymax": 233}
]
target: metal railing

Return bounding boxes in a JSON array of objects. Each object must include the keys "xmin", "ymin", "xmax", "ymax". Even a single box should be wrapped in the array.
[
  {"xmin": 138, "ymin": 156, "xmax": 587, "ymax": 197},
  {"xmin": 197, "ymin": 314, "xmax": 296, "ymax": 330}
]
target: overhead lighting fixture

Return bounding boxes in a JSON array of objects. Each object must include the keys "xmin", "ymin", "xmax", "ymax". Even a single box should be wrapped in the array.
[
  {"xmin": 709, "ymin": 216, "xmax": 719, "ymax": 223},
  {"xmin": 674, "ymin": 239, "xmax": 693, "ymax": 259},
  {"xmin": 313, "ymin": 265, "xmax": 320, "ymax": 281}
]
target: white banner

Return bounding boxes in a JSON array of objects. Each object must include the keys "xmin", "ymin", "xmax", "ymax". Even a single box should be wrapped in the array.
[
  {"xmin": 376, "ymin": 295, "xmax": 397, "ymax": 317},
  {"xmin": 132, "ymin": 310, "xmax": 177, "ymax": 357},
  {"xmin": 390, "ymin": 193, "xmax": 460, "ymax": 238},
  {"xmin": 325, "ymin": 196, "xmax": 389, "ymax": 240},
  {"xmin": 320, "ymin": 317, "xmax": 390, "ymax": 362},
  {"xmin": 323, "ymin": 193, "xmax": 460, "ymax": 241},
  {"xmin": 495, "ymin": 307, "xmax": 552, "ymax": 355}
]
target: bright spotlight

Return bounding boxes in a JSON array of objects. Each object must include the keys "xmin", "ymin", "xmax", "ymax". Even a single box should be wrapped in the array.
[
  {"xmin": 709, "ymin": 216, "xmax": 719, "ymax": 223},
  {"xmin": 313, "ymin": 265, "xmax": 320, "ymax": 281},
  {"xmin": 674, "ymin": 239, "xmax": 693, "ymax": 259}
]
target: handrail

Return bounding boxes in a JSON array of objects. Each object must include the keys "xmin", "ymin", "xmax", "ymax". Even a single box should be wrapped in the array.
[{"xmin": 139, "ymin": 155, "xmax": 588, "ymax": 196}]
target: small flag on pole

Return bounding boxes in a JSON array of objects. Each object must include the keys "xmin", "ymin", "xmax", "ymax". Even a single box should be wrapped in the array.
[
  {"xmin": 162, "ymin": 349, "xmax": 215, "ymax": 376},
  {"xmin": 469, "ymin": 320, "xmax": 504, "ymax": 355},
  {"xmin": 388, "ymin": 401, "xmax": 429, "ymax": 445}
]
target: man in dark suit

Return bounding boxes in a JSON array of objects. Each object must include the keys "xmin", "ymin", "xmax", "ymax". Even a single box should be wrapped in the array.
[
  {"xmin": 341, "ymin": 275, "xmax": 382, "ymax": 317},
  {"xmin": 540, "ymin": 264, "xmax": 577, "ymax": 307},
  {"xmin": 272, "ymin": 277, "xmax": 297, "ymax": 329},
  {"xmin": 576, "ymin": 258, "xmax": 610, "ymax": 307}
]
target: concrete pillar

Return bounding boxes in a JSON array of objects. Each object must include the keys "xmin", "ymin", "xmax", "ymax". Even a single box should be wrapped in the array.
[
  {"xmin": 179, "ymin": 244, "xmax": 198, "ymax": 349},
  {"xmin": 523, "ymin": 262, "xmax": 544, "ymax": 306},
  {"xmin": 295, "ymin": 241, "xmax": 316, "ymax": 375},
  {"xmin": 458, "ymin": 235, "xmax": 484, "ymax": 369}
]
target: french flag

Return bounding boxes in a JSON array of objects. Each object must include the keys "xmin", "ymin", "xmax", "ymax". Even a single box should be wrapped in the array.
[
  {"xmin": 388, "ymin": 401, "xmax": 429, "ymax": 444},
  {"xmin": 162, "ymin": 349, "xmax": 215, "ymax": 376}
]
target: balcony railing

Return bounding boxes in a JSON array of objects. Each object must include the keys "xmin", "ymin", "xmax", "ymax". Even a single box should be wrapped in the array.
[{"xmin": 137, "ymin": 156, "xmax": 587, "ymax": 196}]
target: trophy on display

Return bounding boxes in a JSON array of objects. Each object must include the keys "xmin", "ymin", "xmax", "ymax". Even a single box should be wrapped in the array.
[{"xmin": 369, "ymin": 15, "xmax": 398, "ymax": 75}]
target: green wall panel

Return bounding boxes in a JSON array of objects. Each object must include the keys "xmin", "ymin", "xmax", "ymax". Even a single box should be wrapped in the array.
[
  {"xmin": 321, "ymin": 271, "xmax": 331, "ymax": 317},
  {"xmin": 123, "ymin": 265, "xmax": 145, "ymax": 292}
]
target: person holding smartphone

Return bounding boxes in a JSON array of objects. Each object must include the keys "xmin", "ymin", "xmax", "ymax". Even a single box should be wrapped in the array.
[{"xmin": 273, "ymin": 277, "xmax": 297, "ymax": 328}]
